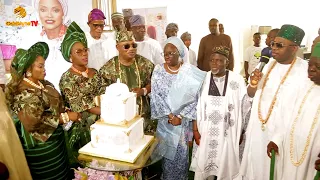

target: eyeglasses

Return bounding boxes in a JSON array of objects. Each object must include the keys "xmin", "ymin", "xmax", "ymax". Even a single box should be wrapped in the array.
[
  {"xmin": 123, "ymin": 43, "xmax": 138, "ymax": 49},
  {"xmin": 271, "ymin": 41, "xmax": 297, "ymax": 49},
  {"xmin": 92, "ymin": 23, "xmax": 105, "ymax": 29},
  {"xmin": 161, "ymin": 51, "xmax": 178, "ymax": 57},
  {"xmin": 74, "ymin": 48, "xmax": 89, "ymax": 56}
]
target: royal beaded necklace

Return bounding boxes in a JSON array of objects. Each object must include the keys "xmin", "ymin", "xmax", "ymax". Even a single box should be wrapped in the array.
[
  {"xmin": 290, "ymin": 84, "xmax": 320, "ymax": 166},
  {"xmin": 23, "ymin": 78, "xmax": 48, "ymax": 92},
  {"xmin": 71, "ymin": 66, "xmax": 89, "ymax": 78},
  {"xmin": 258, "ymin": 58, "xmax": 297, "ymax": 131}
]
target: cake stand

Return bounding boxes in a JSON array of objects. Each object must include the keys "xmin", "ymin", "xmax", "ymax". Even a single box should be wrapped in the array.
[{"xmin": 76, "ymin": 138, "xmax": 165, "ymax": 179}]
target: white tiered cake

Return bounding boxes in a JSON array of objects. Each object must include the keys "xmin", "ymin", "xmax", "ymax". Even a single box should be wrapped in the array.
[{"xmin": 79, "ymin": 80, "xmax": 154, "ymax": 163}]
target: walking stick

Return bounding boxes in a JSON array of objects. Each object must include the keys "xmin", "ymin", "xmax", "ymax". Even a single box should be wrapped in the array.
[
  {"xmin": 314, "ymin": 171, "xmax": 320, "ymax": 180},
  {"xmin": 270, "ymin": 149, "xmax": 276, "ymax": 180}
]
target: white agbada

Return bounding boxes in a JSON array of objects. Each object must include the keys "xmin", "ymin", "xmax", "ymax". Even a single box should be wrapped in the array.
[
  {"xmin": 189, "ymin": 48, "xmax": 197, "ymax": 66},
  {"xmin": 190, "ymin": 71, "xmax": 246, "ymax": 180},
  {"xmin": 240, "ymin": 57, "xmax": 309, "ymax": 180},
  {"xmin": 272, "ymin": 81, "xmax": 320, "ymax": 180},
  {"xmin": 85, "ymin": 32, "xmax": 118, "ymax": 70},
  {"xmin": 136, "ymin": 37, "xmax": 164, "ymax": 65}
]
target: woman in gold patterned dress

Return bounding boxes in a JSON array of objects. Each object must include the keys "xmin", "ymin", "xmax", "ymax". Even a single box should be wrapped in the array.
[
  {"xmin": 59, "ymin": 22, "xmax": 101, "ymax": 166},
  {"xmin": 5, "ymin": 42, "xmax": 81, "ymax": 180}
]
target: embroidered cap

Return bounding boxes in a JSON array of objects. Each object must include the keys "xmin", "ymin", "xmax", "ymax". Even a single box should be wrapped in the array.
[
  {"xmin": 166, "ymin": 23, "xmax": 179, "ymax": 31},
  {"xmin": 116, "ymin": 29, "xmax": 134, "ymax": 43},
  {"xmin": 111, "ymin": 12, "xmax": 124, "ymax": 19},
  {"xmin": 122, "ymin": 9, "xmax": 133, "ymax": 17},
  {"xmin": 212, "ymin": 46, "xmax": 230, "ymax": 58},
  {"xmin": 277, "ymin": 24, "xmax": 305, "ymax": 45},
  {"xmin": 180, "ymin": 32, "xmax": 191, "ymax": 41},
  {"xmin": 129, "ymin": 15, "xmax": 145, "ymax": 26},
  {"xmin": 311, "ymin": 42, "xmax": 320, "ymax": 58},
  {"xmin": 88, "ymin": 8, "xmax": 106, "ymax": 23}
]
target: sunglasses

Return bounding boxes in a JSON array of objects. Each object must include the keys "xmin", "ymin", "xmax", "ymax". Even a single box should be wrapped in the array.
[
  {"xmin": 74, "ymin": 48, "xmax": 89, "ymax": 56},
  {"xmin": 123, "ymin": 43, "xmax": 138, "ymax": 49},
  {"xmin": 271, "ymin": 41, "xmax": 297, "ymax": 49},
  {"xmin": 92, "ymin": 23, "xmax": 105, "ymax": 29}
]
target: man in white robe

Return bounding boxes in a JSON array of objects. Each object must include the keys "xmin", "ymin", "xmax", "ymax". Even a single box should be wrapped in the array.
[
  {"xmin": 190, "ymin": 46, "xmax": 247, "ymax": 180},
  {"xmin": 86, "ymin": 9, "xmax": 119, "ymax": 70},
  {"xmin": 129, "ymin": 15, "xmax": 164, "ymax": 65},
  {"xmin": 240, "ymin": 24, "xmax": 308, "ymax": 180},
  {"xmin": 181, "ymin": 32, "xmax": 197, "ymax": 66},
  {"xmin": 266, "ymin": 42, "xmax": 320, "ymax": 180}
]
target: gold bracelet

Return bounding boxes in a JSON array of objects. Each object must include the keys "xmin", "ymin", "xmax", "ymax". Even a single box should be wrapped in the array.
[
  {"xmin": 249, "ymin": 83, "xmax": 258, "ymax": 88},
  {"xmin": 61, "ymin": 113, "xmax": 66, "ymax": 124},
  {"xmin": 64, "ymin": 112, "xmax": 70, "ymax": 122}
]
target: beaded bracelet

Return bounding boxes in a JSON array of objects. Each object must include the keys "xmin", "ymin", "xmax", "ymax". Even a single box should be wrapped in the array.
[
  {"xmin": 61, "ymin": 112, "xmax": 70, "ymax": 124},
  {"xmin": 249, "ymin": 83, "xmax": 258, "ymax": 88},
  {"xmin": 61, "ymin": 113, "xmax": 66, "ymax": 124}
]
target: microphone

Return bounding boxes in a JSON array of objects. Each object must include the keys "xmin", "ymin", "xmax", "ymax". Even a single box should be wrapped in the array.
[
  {"xmin": 250, "ymin": 47, "xmax": 271, "ymax": 86},
  {"xmin": 258, "ymin": 47, "xmax": 272, "ymax": 72}
]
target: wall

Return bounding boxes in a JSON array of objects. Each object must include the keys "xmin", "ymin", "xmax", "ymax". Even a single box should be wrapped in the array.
[
  {"xmin": 117, "ymin": 0, "xmax": 319, "ymax": 73},
  {"xmin": 1, "ymin": 0, "xmax": 319, "ymax": 73},
  {"xmin": 68, "ymin": 0, "xmax": 92, "ymax": 32}
]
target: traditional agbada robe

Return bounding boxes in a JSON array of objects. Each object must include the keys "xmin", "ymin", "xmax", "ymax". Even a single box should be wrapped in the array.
[
  {"xmin": 197, "ymin": 34, "xmax": 234, "ymax": 71},
  {"xmin": 240, "ymin": 58, "xmax": 308, "ymax": 180},
  {"xmin": 86, "ymin": 32, "xmax": 118, "ymax": 70},
  {"xmin": 98, "ymin": 55, "xmax": 154, "ymax": 126},
  {"xmin": 241, "ymin": 24, "xmax": 308, "ymax": 180},
  {"xmin": 136, "ymin": 37, "xmax": 164, "ymax": 65},
  {"xmin": 271, "ymin": 81, "xmax": 320, "ymax": 180},
  {"xmin": 190, "ymin": 71, "xmax": 246, "ymax": 180},
  {"xmin": 271, "ymin": 43, "xmax": 320, "ymax": 180},
  {"xmin": 86, "ymin": 9, "xmax": 118, "ymax": 70},
  {"xmin": 0, "ymin": 90, "xmax": 32, "ymax": 180},
  {"xmin": 129, "ymin": 15, "xmax": 164, "ymax": 65}
]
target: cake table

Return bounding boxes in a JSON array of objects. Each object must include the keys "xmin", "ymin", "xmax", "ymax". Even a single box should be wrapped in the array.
[{"xmin": 76, "ymin": 138, "xmax": 164, "ymax": 179}]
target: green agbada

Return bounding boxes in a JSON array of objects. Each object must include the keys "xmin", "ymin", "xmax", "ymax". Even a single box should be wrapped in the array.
[
  {"xmin": 311, "ymin": 42, "xmax": 320, "ymax": 58},
  {"xmin": 11, "ymin": 42, "xmax": 49, "ymax": 78},
  {"xmin": 61, "ymin": 21, "xmax": 87, "ymax": 62},
  {"xmin": 277, "ymin": 24, "xmax": 305, "ymax": 45}
]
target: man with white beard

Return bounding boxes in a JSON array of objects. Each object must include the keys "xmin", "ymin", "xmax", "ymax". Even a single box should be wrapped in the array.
[{"xmin": 190, "ymin": 46, "xmax": 247, "ymax": 180}]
